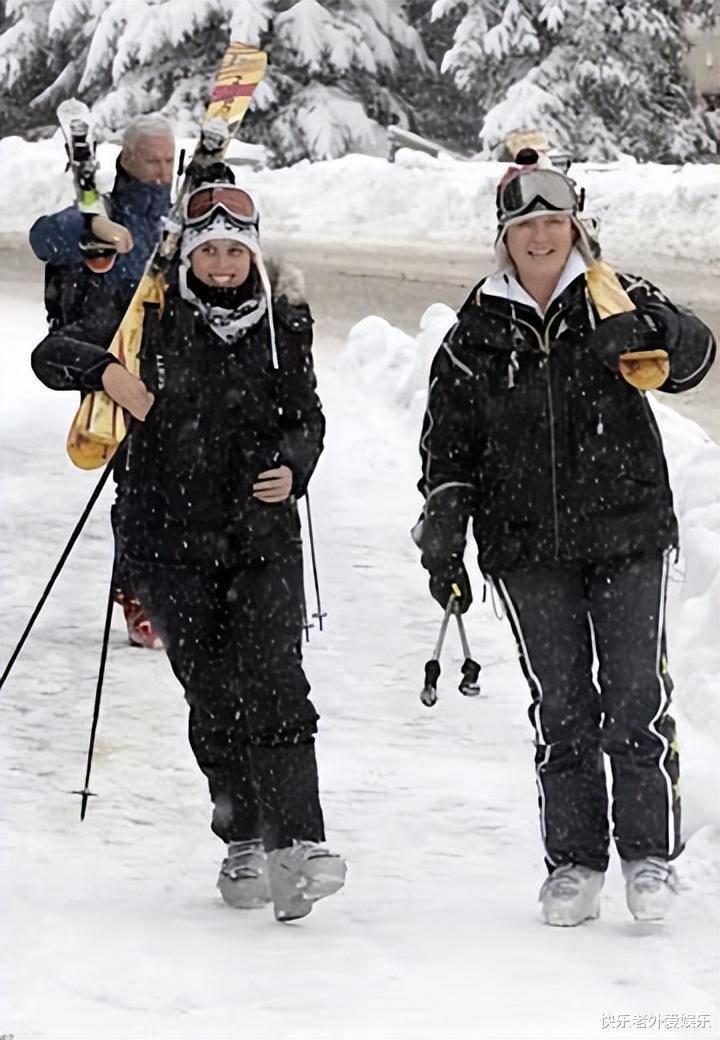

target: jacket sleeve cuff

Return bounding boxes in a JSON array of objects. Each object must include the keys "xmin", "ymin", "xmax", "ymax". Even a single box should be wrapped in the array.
[
  {"xmin": 80, "ymin": 354, "xmax": 122, "ymax": 393},
  {"xmin": 278, "ymin": 455, "xmax": 308, "ymax": 497}
]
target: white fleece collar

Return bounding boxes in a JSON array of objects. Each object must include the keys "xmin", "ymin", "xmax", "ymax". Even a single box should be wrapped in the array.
[{"xmin": 482, "ymin": 247, "xmax": 588, "ymax": 316}]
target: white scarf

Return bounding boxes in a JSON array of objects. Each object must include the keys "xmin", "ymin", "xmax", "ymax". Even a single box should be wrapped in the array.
[{"xmin": 178, "ymin": 265, "xmax": 268, "ymax": 344}]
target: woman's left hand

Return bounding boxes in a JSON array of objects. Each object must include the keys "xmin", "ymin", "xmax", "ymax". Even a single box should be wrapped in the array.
[{"xmin": 253, "ymin": 465, "xmax": 293, "ymax": 503}]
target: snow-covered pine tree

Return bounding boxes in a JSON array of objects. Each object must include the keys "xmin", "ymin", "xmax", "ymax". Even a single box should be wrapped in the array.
[
  {"xmin": 432, "ymin": 0, "xmax": 715, "ymax": 162},
  {"xmin": 264, "ymin": 0, "xmax": 433, "ymax": 161},
  {"xmin": 399, "ymin": 0, "xmax": 480, "ymax": 153},
  {"xmin": 0, "ymin": 0, "xmax": 56, "ymax": 137},
  {"xmin": 0, "ymin": 0, "xmax": 433, "ymax": 164}
]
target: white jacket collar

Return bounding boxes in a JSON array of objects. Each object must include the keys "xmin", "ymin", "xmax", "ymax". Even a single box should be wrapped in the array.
[{"xmin": 481, "ymin": 247, "xmax": 588, "ymax": 316}]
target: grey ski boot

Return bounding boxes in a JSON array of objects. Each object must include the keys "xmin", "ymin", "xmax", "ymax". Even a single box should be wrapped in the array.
[
  {"xmin": 622, "ymin": 857, "xmax": 679, "ymax": 922},
  {"xmin": 539, "ymin": 864, "xmax": 605, "ymax": 926},
  {"xmin": 268, "ymin": 841, "xmax": 347, "ymax": 922},
  {"xmin": 217, "ymin": 840, "xmax": 271, "ymax": 909}
]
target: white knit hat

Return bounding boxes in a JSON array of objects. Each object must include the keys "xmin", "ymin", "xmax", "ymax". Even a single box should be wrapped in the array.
[{"xmin": 179, "ymin": 210, "xmax": 259, "ymax": 261}]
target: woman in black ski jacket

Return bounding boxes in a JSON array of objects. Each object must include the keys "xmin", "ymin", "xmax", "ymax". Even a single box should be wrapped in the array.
[
  {"xmin": 32, "ymin": 181, "xmax": 346, "ymax": 923},
  {"xmin": 417, "ymin": 150, "xmax": 715, "ymax": 928}
]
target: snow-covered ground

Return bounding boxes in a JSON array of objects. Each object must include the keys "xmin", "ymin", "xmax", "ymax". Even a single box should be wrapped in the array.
[
  {"xmin": 1, "ymin": 288, "xmax": 718, "ymax": 1040},
  {"xmin": 0, "ymin": 140, "xmax": 718, "ymax": 1038}
]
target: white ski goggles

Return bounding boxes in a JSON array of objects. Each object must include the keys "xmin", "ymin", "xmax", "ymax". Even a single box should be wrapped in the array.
[
  {"xmin": 497, "ymin": 169, "xmax": 583, "ymax": 223},
  {"xmin": 183, "ymin": 185, "xmax": 258, "ymax": 227}
]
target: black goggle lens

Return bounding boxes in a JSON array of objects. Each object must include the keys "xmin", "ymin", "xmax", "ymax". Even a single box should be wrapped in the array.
[{"xmin": 500, "ymin": 170, "xmax": 579, "ymax": 219}]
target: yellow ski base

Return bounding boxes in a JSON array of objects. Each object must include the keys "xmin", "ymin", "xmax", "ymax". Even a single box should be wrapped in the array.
[
  {"xmin": 66, "ymin": 399, "xmax": 126, "ymax": 469},
  {"xmin": 586, "ymin": 259, "xmax": 635, "ymax": 319},
  {"xmin": 66, "ymin": 271, "xmax": 165, "ymax": 469},
  {"xmin": 207, "ymin": 43, "xmax": 267, "ymax": 125}
]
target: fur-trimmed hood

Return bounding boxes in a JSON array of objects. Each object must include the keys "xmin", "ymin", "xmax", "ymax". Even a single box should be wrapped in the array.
[{"xmin": 264, "ymin": 255, "xmax": 307, "ymax": 306}]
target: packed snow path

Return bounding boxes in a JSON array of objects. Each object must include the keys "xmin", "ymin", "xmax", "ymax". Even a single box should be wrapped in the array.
[{"xmin": 0, "ymin": 264, "xmax": 717, "ymax": 1040}]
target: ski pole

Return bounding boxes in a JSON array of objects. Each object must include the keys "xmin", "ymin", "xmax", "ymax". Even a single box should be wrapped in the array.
[
  {"xmin": 455, "ymin": 613, "xmax": 481, "ymax": 697},
  {"xmin": 300, "ymin": 584, "xmax": 314, "ymax": 643},
  {"xmin": 0, "ymin": 457, "xmax": 116, "ymax": 694},
  {"xmin": 72, "ymin": 566, "xmax": 116, "ymax": 820},
  {"xmin": 420, "ymin": 586, "xmax": 459, "ymax": 708},
  {"xmin": 292, "ymin": 499, "xmax": 313, "ymax": 642},
  {"xmin": 303, "ymin": 492, "xmax": 327, "ymax": 631}
]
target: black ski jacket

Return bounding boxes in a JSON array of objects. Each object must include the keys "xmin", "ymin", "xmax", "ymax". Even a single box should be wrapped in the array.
[
  {"xmin": 31, "ymin": 266, "xmax": 324, "ymax": 567},
  {"xmin": 418, "ymin": 267, "xmax": 715, "ymax": 578}
]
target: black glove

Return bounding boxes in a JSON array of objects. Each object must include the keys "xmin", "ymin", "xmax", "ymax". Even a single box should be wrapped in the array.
[
  {"xmin": 590, "ymin": 306, "xmax": 679, "ymax": 371},
  {"xmin": 429, "ymin": 564, "xmax": 472, "ymax": 614},
  {"xmin": 589, "ymin": 312, "xmax": 648, "ymax": 369},
  {"xmin": 640, "ymin": 300, "xmax": 680, "ymax": 344}
]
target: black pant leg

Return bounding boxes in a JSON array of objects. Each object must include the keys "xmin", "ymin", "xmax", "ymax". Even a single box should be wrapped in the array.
[
  {"xmin": 187, "ymin": 703, "xmax": 262, "ymax": 844},
  {"xmin": 126, "ymin": 561, "xmax": 264, "ymax": 844},
  {"xmin": 587, "ymin": 551, "xmax": 682, "ymax": 862},
  {"xmin": 497, "ymin": 565, "xmax": 610, "ymax": 872},
  {"xmin": 231, "ymin": 550, "xmax": 325, "ymax": 851},
  {"xmin": 127, "ymin": 550, "xmax": 326, "ymax": 851}
]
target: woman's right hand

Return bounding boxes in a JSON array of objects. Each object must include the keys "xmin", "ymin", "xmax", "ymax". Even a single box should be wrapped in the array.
[{"xmin": 101, "ymin": 363, "xmax": 155, "ymax": 421}]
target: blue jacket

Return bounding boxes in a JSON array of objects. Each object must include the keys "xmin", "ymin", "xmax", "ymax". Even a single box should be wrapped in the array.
[{"xmin": 29, "ymin": 160, "xmax": 171, "ymax": 325}]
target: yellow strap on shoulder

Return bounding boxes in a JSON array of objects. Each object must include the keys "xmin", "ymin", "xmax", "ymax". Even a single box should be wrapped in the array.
[{"xmin": 585, "ymin": 259, "xmax": 635, "ymax": 319}]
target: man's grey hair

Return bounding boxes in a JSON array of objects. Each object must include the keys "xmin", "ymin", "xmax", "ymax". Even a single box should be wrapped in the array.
[{"xmin": 122, "ymin": 113, "xmax": 174, "ymax": 151}]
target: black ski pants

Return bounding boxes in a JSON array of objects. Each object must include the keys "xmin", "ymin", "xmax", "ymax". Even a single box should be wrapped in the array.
[
  {"xmin": 125, "ymin": 547, "xmax": 325, "ymax": 851},
  {"xmin": 496, "ymin": 551, "xmax": 681, "ymax": 874}
]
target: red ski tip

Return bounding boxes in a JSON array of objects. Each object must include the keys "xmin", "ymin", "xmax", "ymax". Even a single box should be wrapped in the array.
[{"xmin": 211, "ymin": 83, "xmax": 257, "ymax": 101}]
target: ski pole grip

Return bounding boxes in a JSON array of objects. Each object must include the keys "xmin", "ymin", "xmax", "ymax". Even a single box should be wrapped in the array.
[{"xmin": 420, "ymin": 659, "xmax": 441, "ymax": 708}]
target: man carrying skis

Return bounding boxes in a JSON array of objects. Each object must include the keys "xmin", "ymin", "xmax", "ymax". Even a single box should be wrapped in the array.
[
  {"xmin": 416, "ymin": 149, "xmax": 715, "ymax": 927},
  {"xmin": 31, "ymin": 176, "xmax": 347, "ymax": 923},
  {"xmin": 29, "ymin": 113, "xmax": 175, "ymax": 648},
  {"xmin": 30, "ymin": 112, "xmax": 175, "ymax": 323}
]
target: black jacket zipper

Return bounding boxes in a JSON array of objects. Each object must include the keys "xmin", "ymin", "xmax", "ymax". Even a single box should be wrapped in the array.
[{"xmin": 512, "ymin": 308, "xmax": 563, "ymax": 557}]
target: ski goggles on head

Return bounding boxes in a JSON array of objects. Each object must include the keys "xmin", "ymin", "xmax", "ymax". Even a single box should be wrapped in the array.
[
  {"xmin": 183, "ymin": 185, "xmax": 258, "ymax": 227},
  {"xmin": 497, "ymin": 168, "xmax": 583, "ymax": 223}
]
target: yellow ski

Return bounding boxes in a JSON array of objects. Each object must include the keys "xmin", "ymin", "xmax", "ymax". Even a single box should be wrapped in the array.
[{"xmin": 66, "ymin": 42, "xmax": 267, "ymax": 469}]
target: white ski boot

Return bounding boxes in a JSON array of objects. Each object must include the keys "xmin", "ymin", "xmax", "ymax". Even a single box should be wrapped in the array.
[
  {"xmin": 622, "ymin": 857, "xmax": 678, "ymax": 922},
  {"xmin": 268, "ymin": 841, "xmax": 347, "ymax": 922},
  {"xmin": 539, "ymin": 864, "xmax": 605, "ymax": 926},
  {"xmin": 217, "ymin": 840, "xmax": 270, "ymax": 909}
]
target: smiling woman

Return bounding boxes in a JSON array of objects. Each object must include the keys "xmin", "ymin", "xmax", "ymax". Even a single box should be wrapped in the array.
[
  {"xmin": 504, "ymin": 214, "xmax": 575, "ymax": 311},
  {"xmin": 415, "ymin": 147, "xmax": 716, "ymax": 930},
  {"xmin": 30, "ymin": 170, "xmax": 347, "ymax": 923}
]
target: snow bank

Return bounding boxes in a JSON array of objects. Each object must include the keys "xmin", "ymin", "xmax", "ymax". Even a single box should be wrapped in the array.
[
  {"xmin": 0, "ymin": 135, "xmax": 717, "ymax": 264},
  {"xmin": 0, "ymin": 134, "xmax": 265, "ymax": 239},
  {"xmin": 342, "ymin": 307, "xmax": 720, "ymax": 833}
]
